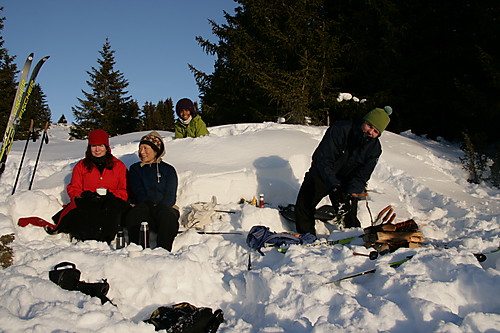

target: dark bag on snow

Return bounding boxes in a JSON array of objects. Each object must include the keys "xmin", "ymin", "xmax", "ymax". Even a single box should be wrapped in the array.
[
  {"xmin": 145, "ymin": 302, "xmax": 224, "ymax": 332},
  {"xmin": 246, "ymin": 225, "xmax": 317, "ymax": 255},
  {"xmin": 54, "ymin": 192, "xmax": 130, "ymax": 243},
  {"xmin": 49, "ymin": 262, "xmax": 113, "ymax": 305},
  {"xmin": 280, "ymin": 204, "xmax": 340, "ymax": 223}
]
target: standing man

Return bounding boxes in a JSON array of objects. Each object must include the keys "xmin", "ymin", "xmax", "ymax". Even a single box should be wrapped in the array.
[
  {"xmin": 294, "ymin": 107, "xmax": 392, "ymax": 235},
  {"xmin": 174, "ymin": 98, "xmax": 210, "ymax": 139}
]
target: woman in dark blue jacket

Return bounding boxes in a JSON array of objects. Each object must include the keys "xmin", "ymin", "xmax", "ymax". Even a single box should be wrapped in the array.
[
  {"xmin": 126, "ymin": 131, "xmax": 179, "ymax": 251},
  {"xmin": 295, "ymin": 107, "xmax": 392, "ymax": 235}
]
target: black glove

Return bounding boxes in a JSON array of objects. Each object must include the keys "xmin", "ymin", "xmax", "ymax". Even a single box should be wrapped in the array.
[
  {"xmin": 105, "ymin": 190, "xmax": 116, "ymax": 198},
  {"xmin": 80, "ymin": 191, "xmax": 99, "ymax": 199}
]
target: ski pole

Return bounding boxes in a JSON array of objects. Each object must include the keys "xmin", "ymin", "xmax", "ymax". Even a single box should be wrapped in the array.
[
  {"xmin": 28, "ymin": 121, "xmax": 49, "ymax": 190},
  {"xmin": 473, "ymin": 246, "xmax": 500, "ymax": 262},
  {"xmin": 353, "ymin": 251, "xmax": 379, "ymax": 260},
  {"xmin": 247, "ymin": 252, "xmax": 252, "ymax": 270},
  {"xmin": 365, "ymin": 196, "xmax": 374, "ymax": 225},
  {"xmin": 177, "ymin": 230, "xmax": 242, "ymax": 235},
  {"xmin": 474, "ymin": 253, "xmax": 487, "ymax": 262},
  {"xmin": 423, "ymin": 243, "xmax": 499, "ymax": 263},
  {"xmin": 324, "ymin": 255, "xmax": 413, "ymax": 285},
  {"xmin": 196, "ymin": 231, "xmax": 242, "ymax": 234},
  {"xmin": 12, "ymin": 119, "xmax": 35, "ymax": 195}
]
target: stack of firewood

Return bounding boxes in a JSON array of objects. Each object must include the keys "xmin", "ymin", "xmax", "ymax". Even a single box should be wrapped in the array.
[{"xmin": 363, "ymin": 206, "xmax": 424, "ymax": 254}]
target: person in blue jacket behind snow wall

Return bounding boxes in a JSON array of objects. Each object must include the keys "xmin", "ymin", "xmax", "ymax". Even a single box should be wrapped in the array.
[
  {"xmin": 126, "ymin": 131, "xmax": 179, "ymax": 251},
  {"xmin": 294, "ymin": 106, "xmax": 393, "ymax": 235}
]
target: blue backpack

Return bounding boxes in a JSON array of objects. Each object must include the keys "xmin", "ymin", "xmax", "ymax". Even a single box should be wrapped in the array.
[{"xmin": 246, "ymin": 225, "xmax": 316, "ymax": 255}]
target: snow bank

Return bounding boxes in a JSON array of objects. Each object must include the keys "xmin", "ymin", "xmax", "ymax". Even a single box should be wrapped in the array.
[{"xmin": 0, "ymin": 123, "xmax": 498, "ymax": 332}]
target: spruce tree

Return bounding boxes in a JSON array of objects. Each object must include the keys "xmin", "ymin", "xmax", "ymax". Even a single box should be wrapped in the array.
[
  {"xmin": 140, "ymin": 101, "xmax": 156, "ymax": 130},
  {"xmin": 157, "ymin": 98, "xmax": 175, "ymax": 132},
  {"xmin": 0, "ymin": 8, "xmax": 18, "ymax": 136},
  {"xmin": 332, "ymin": 0, "xmax": 499, "ymax": 144},
  {"xmin": 118, "ymin": 99, "xmax": 140, "ymax": 134},
  {"xmin": 57, "ymin": 114, "xmax": 67, "ymax": 124},
  {"xmin": 193, "ymin": 0, "xmax": 497, "ymax": 149},
  {"xmin": 193, "ymin": 0, "xmax": 344, "ymax": 125},
  {"xmin": 139, "ymin": 98, "xmax": 175, "ymax": 131},
  {"xmin": 16, "ymin": 84, "xmax": 51, "ymax": 140},
  {"xmin": 71, "ymin": 38, "xmax": 137, "ymax": 139}
]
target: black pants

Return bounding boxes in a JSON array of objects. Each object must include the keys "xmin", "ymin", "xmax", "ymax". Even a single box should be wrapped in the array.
[
  {"xmin": 125, "ymin": 201, "xmax": 179, "ymax": 251},
  {"xmin": 294, "ymin": 171, "xmax": 361, "ymax": 235},
  {"xmin": 55, "ymin": 194, "xmax": 130, "ymax": 243}
]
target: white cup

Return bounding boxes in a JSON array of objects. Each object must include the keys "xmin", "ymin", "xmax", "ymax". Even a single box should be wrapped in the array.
[{"xmin": 96, "ymin": 188, "xmax": 107, "ymax": 195}]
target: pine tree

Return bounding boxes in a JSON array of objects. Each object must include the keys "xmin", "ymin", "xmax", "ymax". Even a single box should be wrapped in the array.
[
  {"xmin": 192, "ymin": 0, "xmax": 344, "ymax": 125},
  {"xmin": 119, "ymin": 100, "xmax": 140, "ymax": 134},
  {"xmin": 140, "ymin": 101, "xmax": 156, "ymax": 130},
  {"xmin": 193, "ymin": 0, "xmax": 498, "ymax": 150},
  {"xmin": 139, "ymin": 98, "xmax": 175, "ymax": 131},
  {"xmin": 460, "ymin": 132, "xmax": 487, "ymax": 184},
  {"xmin": 157, "ymin": 98, "xmax": 175, "ymax": 131},
  {"xmin": 332, "ymin": 0, "xmax": 499, "ymax": 143},
  {"xmin": 71, "ymin": 38, "xmax": 137, "ymax": 139},
  {"xmin": 16, "ymin": 84, "xmax": 51, "ymax": 140},
  {"xmin": 0, "ymin": 7, "xmax": 18, "ymax": 136},
  {"xmin": 57, "ymin": 114, "xmax": 67, "ymax": 124}
]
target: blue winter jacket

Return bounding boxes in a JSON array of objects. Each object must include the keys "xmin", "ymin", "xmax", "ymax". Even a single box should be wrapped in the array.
[
  {"xmin": 128, "ymin": 161, "xmax": 178, "ymax": 207},
  {"xmin": 310, "ymin": 120, "xmax": 382, "ymax": 194}
]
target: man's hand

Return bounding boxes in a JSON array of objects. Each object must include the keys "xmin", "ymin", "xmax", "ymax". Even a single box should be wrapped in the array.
[{"xmin": 350, "ymin": 192, "xmax": 368, "ymax": 198}]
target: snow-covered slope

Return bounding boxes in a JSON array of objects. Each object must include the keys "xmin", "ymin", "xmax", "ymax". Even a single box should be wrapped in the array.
[{"xmin": 0, "ymin": 123, "xmax": 498, "ymax": 332}]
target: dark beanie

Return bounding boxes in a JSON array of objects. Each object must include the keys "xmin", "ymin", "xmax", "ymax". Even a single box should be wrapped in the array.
[
  {"xmin": 140, "ymin": 131, "xmax": 165, "ymax": 157},
  {"xmin": 88, "ymin": 129, "xmax": 109, "ymax": 147},
  {"xmin": 175, "ymin": 98, "xmax": 195, "ymax": 117}
]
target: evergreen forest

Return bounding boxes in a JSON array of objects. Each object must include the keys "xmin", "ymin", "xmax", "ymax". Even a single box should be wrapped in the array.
[
  {"xmin": 1, "ymin": 2, "xmax": 498, "ymax": 156},
  {"xmin": 192, "ymin": 0, "xmax": 498, "ymax": 154}
]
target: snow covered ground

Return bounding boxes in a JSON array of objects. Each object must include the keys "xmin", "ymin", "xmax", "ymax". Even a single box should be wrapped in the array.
[{"xmin": 0, "ymin": 123, "xmax": 499, "ymax": 332}]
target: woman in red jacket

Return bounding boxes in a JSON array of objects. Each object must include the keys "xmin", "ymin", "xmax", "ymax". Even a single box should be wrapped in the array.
[
  {"xmin": 52, "ymin": 129, "xmax": 129, "ymax": 243},
  {"xmin": 66, "ymin": 129, "xmax": 128, "ymax": 201}
]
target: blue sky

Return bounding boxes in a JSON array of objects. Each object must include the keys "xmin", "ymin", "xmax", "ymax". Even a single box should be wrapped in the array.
[{"xmin": 2, "ymin": 0, "xmax": 236, "ymax": 123}]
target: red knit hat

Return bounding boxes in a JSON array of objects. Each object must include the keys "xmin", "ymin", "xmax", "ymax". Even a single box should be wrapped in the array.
[{"xmin": 88, "ymin": 129, "xmax": 109, "ymax": 147}]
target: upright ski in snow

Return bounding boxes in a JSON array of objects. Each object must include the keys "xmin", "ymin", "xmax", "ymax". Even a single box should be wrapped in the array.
[
  {"xmin": 0, "ymin": 54, "xmax": 49, "ymax": 178},
  {"xmin": 0, "ymin": 53, "xmax": 33, "ymax": 175}
]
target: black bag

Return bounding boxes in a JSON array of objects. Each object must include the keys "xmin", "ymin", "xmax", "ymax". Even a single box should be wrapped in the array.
[
  {"xmin": 49, "ymin": 262, "xmax": 81, "ymax": 290},
  {"xmin": 145, "ymin": 302, "xmax": 224, "ymax": 332},
  {"xmin": 55, "ymin": 193, "xmax": 130, "ymax": 243},
  {"xmin": 49, "ymin": 262, "xmax": 113, "ymax": 305}
]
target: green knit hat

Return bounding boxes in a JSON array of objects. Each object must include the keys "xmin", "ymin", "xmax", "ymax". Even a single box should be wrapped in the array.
[{"xmin": 363, "ymin": 106, "xmax": 392, "ymax": 134}]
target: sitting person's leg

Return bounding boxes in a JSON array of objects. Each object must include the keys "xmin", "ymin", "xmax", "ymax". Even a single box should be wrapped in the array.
[
  {"xmin": 125, "ymin": 202, "xmax": 151, "ymax": 246},
  {"xmin": 152, "ymin": 204, "xmax": 180, "ymax": 251},
  {"xmin": 56, "ymin": 199, "xmax": 121, "ymax": 243},
  {"xmin": 103, "ymin": 195, "xmax": 131, "ymax": 229}
]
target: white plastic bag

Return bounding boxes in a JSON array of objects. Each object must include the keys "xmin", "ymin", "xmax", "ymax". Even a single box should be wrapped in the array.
[{"xmin": 184, "ymin": 196, "xmax": 218, "ymax": 230}]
